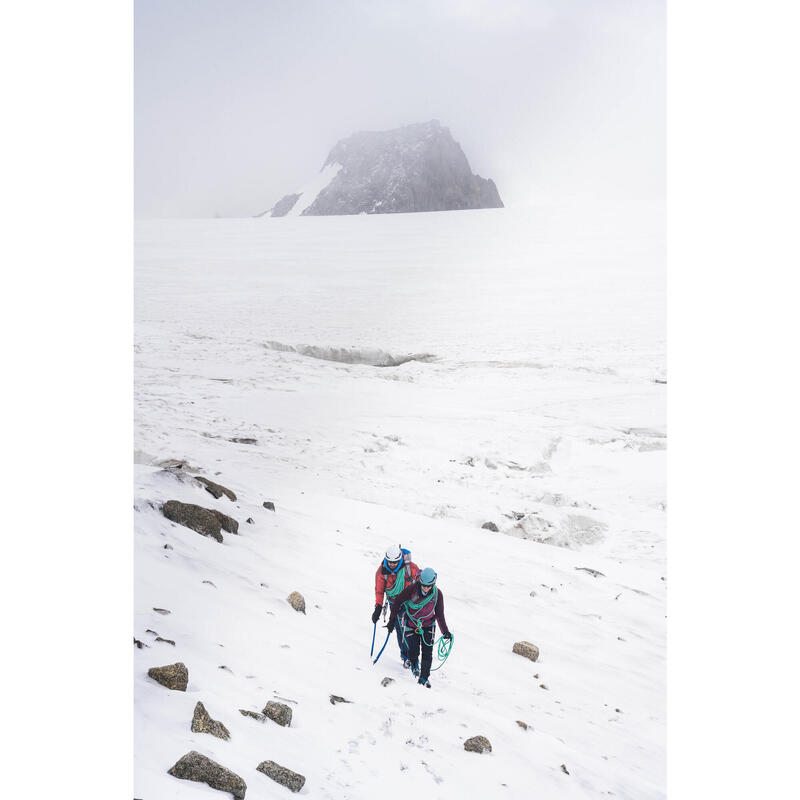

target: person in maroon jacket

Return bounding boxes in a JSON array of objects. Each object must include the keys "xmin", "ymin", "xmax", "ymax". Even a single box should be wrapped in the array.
[{"xmin": 387, "ymin": 567, "xmax": 452, "ymax": 688}]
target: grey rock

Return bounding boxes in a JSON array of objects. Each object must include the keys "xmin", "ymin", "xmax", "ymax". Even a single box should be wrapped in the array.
[
  {"xmin": 239, "ymin": 709, "xmax": 266, "ymax": 722},
  {"xmin": 269, "ymin": 120, "xmax": 502, "ymax": 217},
  {"xmin": 208, "ymin": 508, "xmax": 239, "ymax": 534},
  {"xmin": 148, "ymin": 662, "xmax": 188, "ymax": 691},
  {"xmin": 262, "ymin": 700, "xmax": 292, "ymax": 727},
  {"xmin": 269, "ymin": 193, "xmax": 301, "ymax": 217},
  {"xmin": 153, "ymin": 607, "xmax": 171, "ymax": 615},
  {"xmin": 381, "ymin": 677, "xmax": 394, "ymax": 687},
  {"xmin": 229, "ymin": 437, "xmax": 258, "ymax": 445},
  {"xmin": 133, "ymin": 637, "xmax": 146, "ymax": 649},
  {"xmin": 464, "ymin": 735, "xmax": 492, "ymax": 754},
  {"xmin": 561, "ymin": 764, "xmax": 570, "ymax": 775},
  {"xmin": 287, "ymin": 592, "xmax": 306, "ymax": 614},
  {"xmin": 167, "ymin": 751, "xmax": 246, "ymax": 799},
  {"xmin": 191, "ymin": 701, "xmax": 231, "ymax": 740},
  {"xmin": 246, "ymin": 517, "xmax": 254, "ymax": 524},
  {"xmin": 512, "ymin": 641, "xmax": 540, "ymax": 662},
  {"xmin": 481, "ymin": 521, "xmax": 499, "ymax": 532},
  {"xmin": 263, "ymin": 501, "xmax": 275, "ymax": 511},
  {"xmin": 256, "ymin": 760, "xmax": 305, "ymax": 793},
  {"xmin": 162, "ymin": 500, "xmax": 223, "ymax": 542},
  {"xmin": 195, "ymin": 476, "xmax": 237, "ymax": 501},
  {"xmin": 329, "ymin": 695, "xmax": 351, "ymax": 705},
  {"xmin": 516, "ymin": 720, "xmax": 529, "ymax": 730},
  {"xmin": 155, "ymin": 636, "xmax": 175, "ymax": 646},
  {"xmin": 575, "ymin": 566, "xmax": 605, "ymax": 578}
]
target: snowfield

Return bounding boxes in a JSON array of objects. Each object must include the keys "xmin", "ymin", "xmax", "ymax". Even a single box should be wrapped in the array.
[{"xmin": 135, "ymin": 209, "xmax": 665, "ymax": 799}]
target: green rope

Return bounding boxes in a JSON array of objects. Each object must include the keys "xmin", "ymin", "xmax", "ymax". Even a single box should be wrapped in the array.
[
  {"xmin": 429, "ymin": 633, "xmax": 454, "ymax": 672},
  {"xmin": 404, "ymin": 586, "xmax": 438, "ymax": 630},
  {"xmin": 385, "ymin": 565, "xmax": 407, "ymax": 600}
]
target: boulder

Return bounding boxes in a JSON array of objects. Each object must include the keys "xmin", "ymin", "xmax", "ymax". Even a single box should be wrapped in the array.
[
  {"xmin": 167, "ymin": 751, "xmax": 246, "ymax": 799},
  {"xmin": 148, "ymin": 662, "xmax": 188, "ymax": 691},
  {"xmin": 246, "ymin": 517, "xmax": 254, "ymax": 524},
  {"xmin": 162, "ymin": 500, "xmax": 223, "ymax": 542},
  {"xmin": 155, "ymin": 637, "xmax": 175, "ymax": 646},
  {"xmin": 256, "ymin": 760, "xmax": 305, "ymax": 793},
  {"xmin": 516, "ymin": 720, "xmax": 529, "ymax": 730},
  {"xmin": 512, "ymin": 641, "xmax": 540, "ymax": 662},
  {"xmin": 329, "ymin": 695, "xmax": 351, "ymax": 705},
  {"xmin": 481, "ymin": 522, "xmax": 499, "ymax": 532},
  {"xmin": 263, "ymin": 501, "xmax": 275, "ymax": 511},
  {"xmin": 195, "ymin": 476, "xmax": 237, "ymax": 501},
  {"xmin": 561, "ymin": 764, "xmax": 570, "ymax": 775},
  {"xmin": 287, "ymin": 592, "xmax": 306, "ymax": 614},
  {"xmin": 133, "ymin": 638, "xmax": 146, "ymax": 649},
  {"xmin": 239, "ymin": 709, "xmax": 266, "ymax": 722},
  {"xmin": 209, "ymin": 508, "xmax": 239, "ymax": 534},
  {"xmin": 262, "ymin": 700, "xmax": 292, "ymax": 727},
  {"xmin": 191, "ymin": 702, "xmax": 231, "ymax": 740},
  {"xmin": 464, "ymin": 735, "xmax": 492, "ymax": 754},
  {"xmin": 381, "ymin": 677, "xmax": 394, "ymax": 687}
]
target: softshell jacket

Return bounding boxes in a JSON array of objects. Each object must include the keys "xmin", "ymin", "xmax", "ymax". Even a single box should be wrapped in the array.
[
  {"xmin": 375, "ymin": 553, "xmax": 420, "ymax": 606},
  {"xmin": 388, "ymin": 583, "xmax": 450, "ymax": 636}
]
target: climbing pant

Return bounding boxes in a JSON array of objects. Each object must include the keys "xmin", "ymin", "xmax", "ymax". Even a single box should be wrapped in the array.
[{"xmin": 404, "ymin": 624, "xmax": 435, "ymax": 680}]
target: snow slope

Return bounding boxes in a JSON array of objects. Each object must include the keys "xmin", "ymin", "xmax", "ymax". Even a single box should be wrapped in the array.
[
  {"xmin": 135, "ymin": 208, "xmax": 665, "ymax": 799},
  {"xmin": 284, "ymin": 163, "xmax": 342, "ymax": 216}
]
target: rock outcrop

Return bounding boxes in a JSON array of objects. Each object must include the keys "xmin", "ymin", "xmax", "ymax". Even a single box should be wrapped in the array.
[
  {"xmin": 287, "ymin": 592, "xmax": 306, "ymax": 614},
  {"xmin": 512, "ymin": 641, "xmax": 540, "ymax": 662},
  {"xmin": 267, "ymin": 120, "xmax": 502, "ymax": 217},
  {"xmin": 167, "ymin": 751, "xmax": 246, "ymax": 799},
  {"xmin": 148, "ymin": 662, "xmax": 188, "ymax": 691},
  {"xmin": 262, "ymin": 700, "xmax": 292, "ymax": 727},
  {"xmin": 191, "ymin": 701, "xmax": 231, "ymax": 740},
  {"xmin": 195, "ymin": 476, "xmax": 237, "ymax": 501},
  {"xmin": 464, "ymin": 735, "xmax": 492, "ymax": 754},
  {"xmin": 162, "ymin": 500, "xmax": 224, "ymax": 542},
  {"xmin": 256, "ymin": 760, "xmax": 305, "ymax": 793}
]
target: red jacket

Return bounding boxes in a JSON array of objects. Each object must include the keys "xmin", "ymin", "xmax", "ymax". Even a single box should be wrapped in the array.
[{"xmin": 375, "ymin": 561, "xmax": 420, "ymax": 606}]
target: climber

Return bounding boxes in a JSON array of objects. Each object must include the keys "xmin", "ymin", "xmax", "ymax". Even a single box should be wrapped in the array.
[
  {"xmin": 372, "ymin": 544, "xmax": 420, "ymax": 666},
  {"xmin": 386, "ymin": 567, "xmax": 452, "ymax": 688}
]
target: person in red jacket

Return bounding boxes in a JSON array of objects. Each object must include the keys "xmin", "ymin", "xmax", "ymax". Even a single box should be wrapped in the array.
[
  {"xmin": 387, "ymin": 567, "xmax": 452, "ymax": 688},
  {"xmin": 373, "ymin": 544, "xmax": 420, "ymax": 666}
]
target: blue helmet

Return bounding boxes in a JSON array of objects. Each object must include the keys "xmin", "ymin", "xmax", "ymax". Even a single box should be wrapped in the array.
[{"xmin": 419, "ymin": 567, "xmax": 437, "ymax": 586}]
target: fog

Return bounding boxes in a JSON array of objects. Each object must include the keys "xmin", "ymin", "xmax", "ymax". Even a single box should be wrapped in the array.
[{"xmin": 135, "ymin": 0, "xmax": 664, "ymax": 226}]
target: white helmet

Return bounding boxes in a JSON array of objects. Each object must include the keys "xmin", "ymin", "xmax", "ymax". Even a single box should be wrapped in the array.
[{"xmin": 385, "ymin": 545, "xmax": 402, "ymax": 562}]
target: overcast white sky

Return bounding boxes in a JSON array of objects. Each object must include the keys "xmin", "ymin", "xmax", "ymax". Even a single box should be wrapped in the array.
[{"xmin": 135, "ymin": 0, "xmax": 664, "ymax": 221}]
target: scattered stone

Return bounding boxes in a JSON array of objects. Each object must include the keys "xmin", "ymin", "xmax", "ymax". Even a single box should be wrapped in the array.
[
  {"xmin": 167, "ymin": 751, "xmax": 246, "ymax": 799},
  {"xmin": 218, "ymin": 665, "xmax": 233, "ymax": 673},
  {"xmin": 209, "ymin": 508, "xmax": 239, "ymax": 534},
  {"xmin": 534, "ymin": 673, "xmax": 539, "ymax": 679},
  {"xmin": 263, "ymin": 501, "xmax": 275, "ymax": 511},
  {"xmin": 516, "ymin": 720, "xmax": 529, "ymax": 730},
  {"xmin": 246, "ymin": 517, "xmax": 255, "ymax": 524},
  {"xmin": 529, "ymin": 591, "xmax": 536, "ymax": 598},
  {"xmin": 575, "ymin": 567, "xmax": 605, "ymax": 578},
  {"xmin": 256, "ymin": 760, "xmax": 305, "ymax": 793},
  {"xmin": 381, "ymin": 677, "xmax": 394, "ymax": 687},
  {"xmin": 153, "ymin": 607, "xmax": 171, "ymax": 615},
  {"xmin": 262, "ymin": 700, "xmax": 292, "ymax": 727},
  {"xmin": 163, "ymin": 544, "xmax": 173, "ymax": 550},
  {"xmin": 229, "ymin": 437, "xmax": 258, "ymax": 445},
  {"xmin": 464, "ymin": 735, "xmax": 492, "ymax": 754},
  {"xmin": 195, "ymin": 476, "xmax": 237, "ymax": 501},
  {"xmin": 481, "ymin": 522, "xmax": 499, "ymax": 532},
  {"xmin": 239, "ymin": 709, "xmax": 266, "ymax": 722},
  {"xmin": 539, "ymin": 684, "xmax": 549, "ymax": 690},
  {"xmin": 134, "ymin": 638, "xmax": 146, "ymax": 649},
  {"xmin": 561, "ymin": 764, "xmax": 570, "ymax": 775},
  {"xmin": 155, "ymin": 637, "xmax": 175, "ymax": 646},
  {"xmin": 162, "ymin": 500, "xmax": 223, "ymax": 542},
  {"xmin": 615, "ymin": 708, "xmax": 623, "ymax": 713},
  {"xmin": 287, "ymin": 592, "xmax": 306, "ymax": 614},
  {"xmin": 191, "ymin": 701, "xmax": 231, "ymax": 740},
  {"xmin": 512, "ymin": 641, "xmax": 540, "ymax": 662},
  {"xmin": 146, "ymin": 629, "xmax": 159, "ymax": 636},
  {"xmin": 203, "ymin": 580, "xmax": 217, "ymax": 587},
  {"xmin": 329, "ymin": 695, "xmax": 351, "ymax": 705},
  {"xmin": 148, "ymin": 662, "xmax": 188, "ymax": 691}
]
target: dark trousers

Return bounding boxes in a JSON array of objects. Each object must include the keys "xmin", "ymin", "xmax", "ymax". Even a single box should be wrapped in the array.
[
  {"xmin": 392, "ymin": 607, "xmax": 409, "ymax": 660},
  {"xmin": 404, "ymin": 624, "xmax": 435, "ymax": 680}
]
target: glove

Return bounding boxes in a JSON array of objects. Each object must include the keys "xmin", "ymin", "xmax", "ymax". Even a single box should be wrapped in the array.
[
  {"xmin": 371, "ymin": 604, "xmax": 382, "ymax": 624},
  {"xmin": 442, "ymin": 632, "xmax": 452, "ymax": 640},
  {"xmin": 385, "ymin": 619, "xmax": 396, "ymax": 634}
]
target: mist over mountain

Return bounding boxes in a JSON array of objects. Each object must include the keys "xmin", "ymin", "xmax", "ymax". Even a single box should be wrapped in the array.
[{"xmin": 266, "ymin": 120, "xmax": 503, "ymax": 217}]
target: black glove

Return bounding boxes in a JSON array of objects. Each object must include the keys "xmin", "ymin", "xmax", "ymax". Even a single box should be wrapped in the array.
[
  {"xmin": 385, "ymin": 619, "xmax": 396, "ymax": 634},
  {"xmin": 442, "ymin": 632, "xmax": 452, "ymax": 640},
  {"xmin": 371, "ymin": 604, "xmax": 382, "ymax": 624}
]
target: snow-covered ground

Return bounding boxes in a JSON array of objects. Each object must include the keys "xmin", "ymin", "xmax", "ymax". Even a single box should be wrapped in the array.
[{"xmin": 134, "ymin": 208, "xmax": 665, "ymax": 799}]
